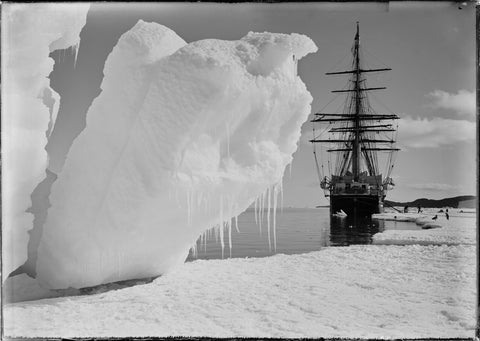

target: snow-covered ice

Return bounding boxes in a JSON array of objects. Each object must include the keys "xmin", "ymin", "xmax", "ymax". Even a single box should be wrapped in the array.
[
  {"xmin": 35, "ymin": 21, "xmax": 317, "ymax": 289},
  {"xmin": 4, "ymin": 205, "xmax": 476, "ymax": 338},
  {"xmin": 3, "ymin": 242, "xmax": 475, "ymax": 338},
  {"xmin": 372, "ymin": 212, "xmax": 426, "ymax": 222},
  {"xmin": 2, "ymin": 3, "xmax": 89, "ymax": 278},
  {"xmin": 373, "ymin": 210, "xmax": 476, "ymax": 246},
  {"xmin": 4, "ymin": 207, "xmax": 476, "ymax": 338}
]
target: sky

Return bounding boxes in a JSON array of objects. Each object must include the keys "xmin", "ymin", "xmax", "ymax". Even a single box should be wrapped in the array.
[{"xmin": 49, "ymin": 2, "xmax": 476, "ymax": 208}]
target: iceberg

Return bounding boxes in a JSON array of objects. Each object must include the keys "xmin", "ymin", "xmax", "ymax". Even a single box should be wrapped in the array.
[
  {"xmin": 2, "ymin": 3, "xmax": 89, "ymax": 277},
  {"xmin": 35, "ymin": 20, "xmax": 317, "ymax": 289}
]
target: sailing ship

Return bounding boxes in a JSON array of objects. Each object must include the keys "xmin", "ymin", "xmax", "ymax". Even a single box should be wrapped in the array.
[{"xmin": 311, "ymin": 22, "xmax": 399, "ymax": 216}]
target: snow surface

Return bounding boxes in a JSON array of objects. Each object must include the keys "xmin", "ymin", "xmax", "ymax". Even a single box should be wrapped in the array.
[
  {"xmin": 3, "ymin": 242, "xmax": 475, "ymax": 338},
  {"xmin": 2, "ymin": 3, "xmax": 89, "ymax": 277},
  {"xmin": 373, "ymin": 210, "xmax": 476, "ymax": 245},
  {"xmin": 372, "ymin": 212, "xmax": 427, "ymax": 222},
  {"xmin": 35, "ymin": 21, "xmax": 317, "ymax": 289},
  {"xmin": 4, "ymin": 210, "xmax": 476, "ymax": 338}
]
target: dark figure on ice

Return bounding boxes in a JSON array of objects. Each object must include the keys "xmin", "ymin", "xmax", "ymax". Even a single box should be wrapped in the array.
[
  {"xmin": 417, "ymin": 206, "xmax": 422, "ymax": 213},
  {"xmin": 404, "ymin": 205, "xmax": 408, "ymax": 213},
  {"xmin": 432, "ymin": 215, "xmax": 438, "ymax": 220},
  {"xmin": 445, "ymin": 209, "xmax": 449, "ymax": 220}
]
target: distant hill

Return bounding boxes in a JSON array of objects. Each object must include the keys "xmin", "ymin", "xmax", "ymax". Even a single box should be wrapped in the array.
[{"xmin": 385, "ymin": 195, "xmax": 476, "ymax": 209}]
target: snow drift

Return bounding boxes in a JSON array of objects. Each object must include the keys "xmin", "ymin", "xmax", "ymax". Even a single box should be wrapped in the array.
[
  {"xmin": 2, "ymin": 3, "xmax": 89, "ymax": 277},
  {"xmin": 4, "ymin": 244, "xmax": 476, "ymax": 338},
  {"xmin": 35, "ymin": 20, "xmax": 317, "ymax": 289}
]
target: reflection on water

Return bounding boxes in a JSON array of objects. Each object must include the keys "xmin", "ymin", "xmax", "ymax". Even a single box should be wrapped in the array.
[
  {"xmin": 329, "ymin": 215, "xmax": 385, "ymax": 246},
  {"xmin": 187, "ymin": 208, "xmax": 330, "ymax": 261},
  {"xmin": 187, "ymin": 208, "xmax": 414, "ymax": 261}
]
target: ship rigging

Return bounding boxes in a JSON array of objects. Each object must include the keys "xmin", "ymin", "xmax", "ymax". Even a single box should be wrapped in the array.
[{"xmin": 311, "ymin": 22, "xmax": 400, "ymax": 216}]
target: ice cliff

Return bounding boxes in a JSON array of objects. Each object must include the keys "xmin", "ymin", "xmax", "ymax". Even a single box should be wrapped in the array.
[
  {"xmin": 33, "ymin": 20, "xmax": 317, "ymax": 289},
  {"xmin": 4, "ymin": 9, "xmax": 316, "ymax": 288},
  {"xmin": 2, "ymin": 3, "xmax": 89, "ymax": 277}
]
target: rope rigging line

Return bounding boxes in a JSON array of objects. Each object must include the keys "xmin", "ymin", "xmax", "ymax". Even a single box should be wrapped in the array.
[
  {"xmin": 313, "ymin": 121, "xmax": 333, "ymax": 140},
  {"xmin": 325, "ymin": 48, "xmax": 354, "ymax": 75},
  {"xmin": 312, "ymin": 126, "xmax": 325, "ymax": 188},
  {"xmin": 383, "ymin": 200, "xmax": 402, "ymax": 213},
  {"xmin": 362, "ymin": 44, "xmax": 390, "ymax": 70},
  {"xmin": 313, "ymin": 93, "xmax": 342, "ymax": 116},
  {"xmin": 369, "ymin": 90, "xmax": 397, "ymax": 116}
]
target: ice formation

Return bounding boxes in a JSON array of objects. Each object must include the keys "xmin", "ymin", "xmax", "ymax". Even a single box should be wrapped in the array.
[
  {"xmin": 2, "ymin": 3, "xmax": 89, "ymax": 277},
  {"xmin": 35, "ymin": 20, "xmax": 317, "ymax": 289}
]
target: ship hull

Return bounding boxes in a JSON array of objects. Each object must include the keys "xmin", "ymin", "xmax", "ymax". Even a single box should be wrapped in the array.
[{"xmin": 330, "ymin": 194, "xmax": 383, "ymax": 217}]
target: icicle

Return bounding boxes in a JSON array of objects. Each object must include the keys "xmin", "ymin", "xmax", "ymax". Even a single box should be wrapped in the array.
[
  {"xmin": 219, "ymin": 224, "xmax": 225, "ymax": 259},
  {"xmin": 288, "ymin": 162, "xmax": 293, "ymax": 178},
  {"xmin": 227, "ymin": 220, "xmax": 232, "ymax": 258},
  {"xmin": 227, "ymin": 199, "xmax": 233, "ymax": 257},
  {"xmin": 267, "ymin": 187, "xmax": 271, "ymax": 251},
  {"xmin": 219, "ymin": 195, "xmax": 225, "ymax": 258},
  {"xmin": 197, "ymin": 234, "xmax": 203, "ymax": 256},
  {"xmin": 279, "ymin": 180, "xmax": 284, "ymax": 214},
  {"xmin": 203, "ymin": 230, "xmax": 207, "ymax": 253},
  {"xmin": 73, "ymin": 41, "xmax": 80, "ymax": 69},
  {"xmin": 254, "ymin": 197, "xmax": 258, "ymax": 225},
  {"xmin": 259, "ymin": 192, "xmax": 263, "ymax": 235},
  {"xmin": 260, "ymin": 189, "xmax": 268, "ymax": 221},
  {"xmin": 255, "ymin": 196, "xmax": 258, "ymax": 228},
  {"xmin": 234, "ymin": 214, "xmax": 239, "ymax": 233},
  {"xmin": 273, "ymin": 184, "xmax": 278, "ymax": 251}
]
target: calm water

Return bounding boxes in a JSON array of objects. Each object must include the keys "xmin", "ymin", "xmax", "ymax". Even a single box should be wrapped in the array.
[{"xmin": 187, "ymin": 207, "xmax": 421, "ymax": 261}]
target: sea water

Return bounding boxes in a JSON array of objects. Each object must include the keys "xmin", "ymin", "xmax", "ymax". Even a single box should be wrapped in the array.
[{"xmin": 187, "ymin": 207, "xmax": 425, "ymax": 261}]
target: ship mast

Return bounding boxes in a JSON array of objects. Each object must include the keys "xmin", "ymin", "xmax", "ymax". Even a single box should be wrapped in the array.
[
  {"xmin": 310, "ymin": 22, "xmax": 400, "ymax": 182},
  {"xmin": 310, "ymin": 22, "xmax": 401, "ymax": 215},
  {"xmin": 352, "ymin": 22, "xmax": 361, "ymax": 181}
]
